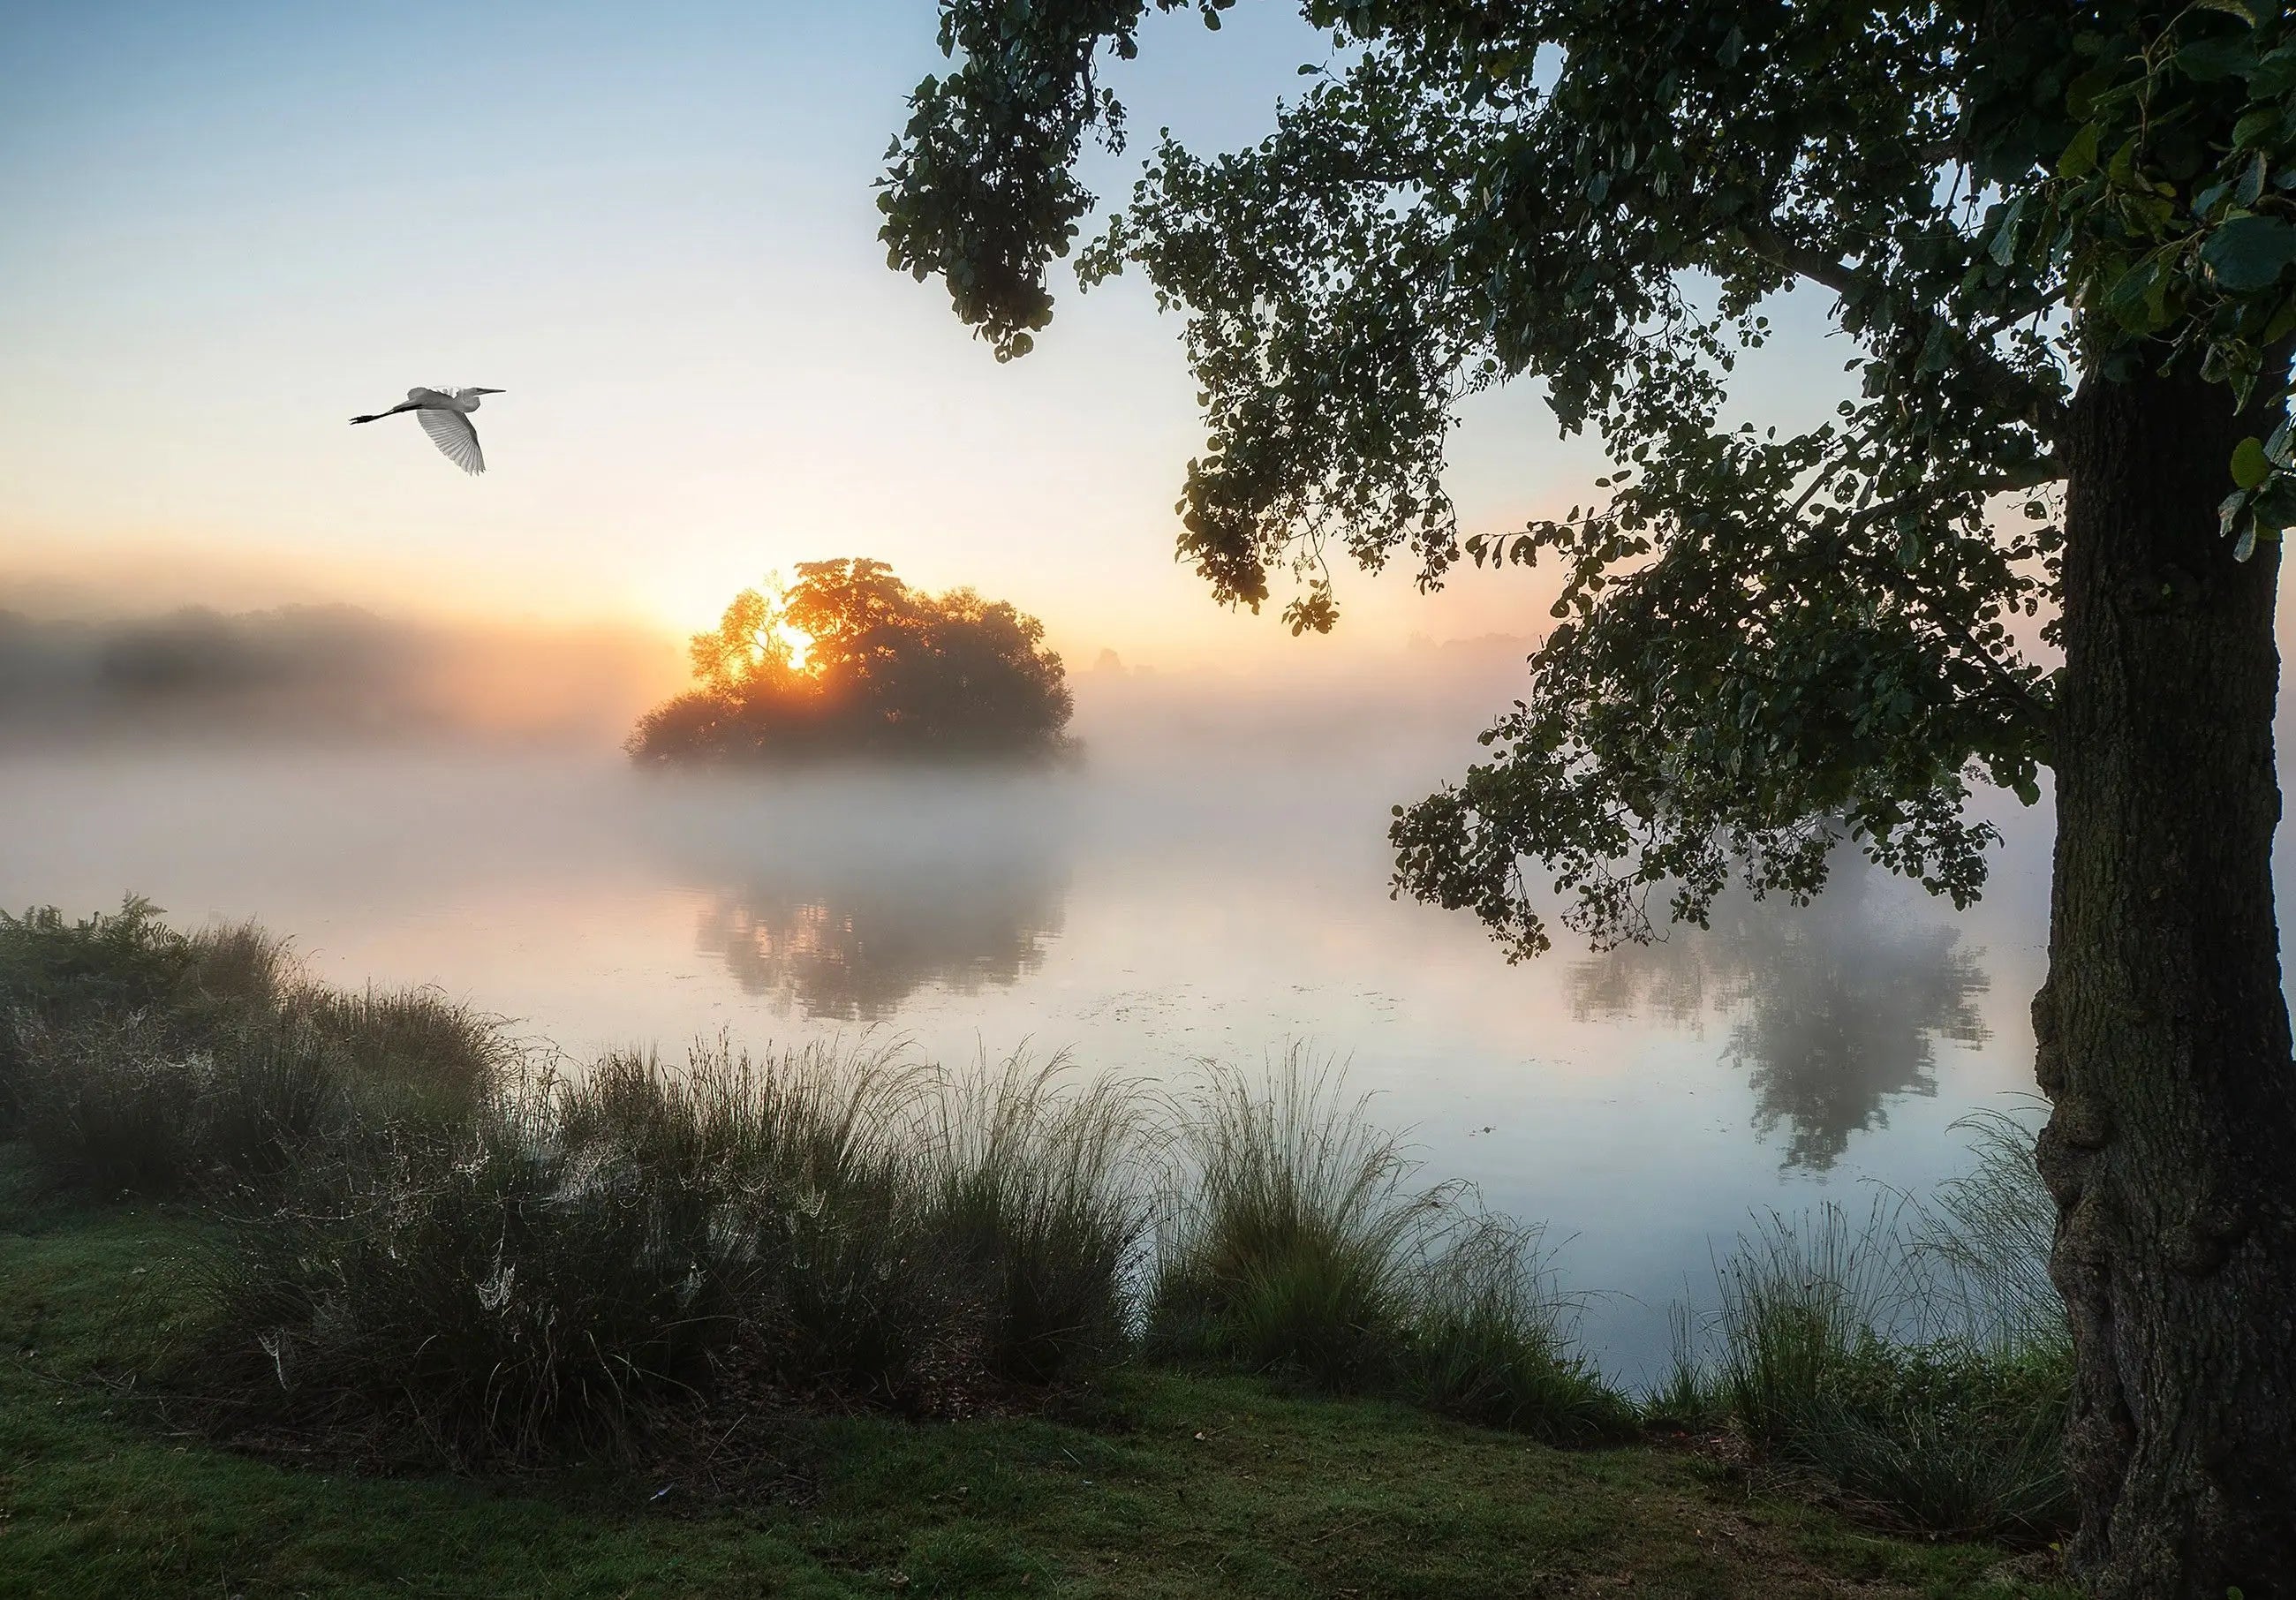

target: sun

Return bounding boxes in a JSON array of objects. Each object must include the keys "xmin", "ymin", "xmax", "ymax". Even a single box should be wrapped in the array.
[{"xmin": 771, "ymin": 618, "xmax": 817, "ymax": 675}]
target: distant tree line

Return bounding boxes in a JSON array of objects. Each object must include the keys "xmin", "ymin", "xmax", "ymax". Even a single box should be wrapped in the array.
[
  {"xmin": 626, "ymin": 558, "xmax": 1072, "ymax": 763},
  {"xmin": 0, "ymin": 605, "xmax": 668, "ymax": 747}
]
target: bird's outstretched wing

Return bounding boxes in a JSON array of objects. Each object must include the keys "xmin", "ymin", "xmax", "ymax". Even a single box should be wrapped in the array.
[{"xmin": 418, "ymin": 407, "xmax": 486, "ymax": 475}]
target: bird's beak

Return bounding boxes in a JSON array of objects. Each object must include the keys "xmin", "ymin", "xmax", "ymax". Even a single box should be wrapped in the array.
[{"xmin": 477, "ymin": 388, "xmax": 505, "ymax": 395}]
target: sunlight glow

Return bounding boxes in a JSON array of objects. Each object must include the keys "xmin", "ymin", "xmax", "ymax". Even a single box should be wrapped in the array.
[{"xmin": 766, "ymin": 617, "xmax": 817, "ymax": 675}]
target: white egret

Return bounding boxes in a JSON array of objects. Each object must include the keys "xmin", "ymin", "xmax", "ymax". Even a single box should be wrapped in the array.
[{"xmin": 349, "ymin": 387, "xmax": 505, "ymax": 475}]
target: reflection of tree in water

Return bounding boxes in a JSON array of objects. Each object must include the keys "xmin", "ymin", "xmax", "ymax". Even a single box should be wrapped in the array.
[
  {"xmin": 661, "ymin": 777, "xmax": 1070, "ymax": 1023},
  {"xmin": 1572, "ymin": 867, "xmax": 1990, "ymax": 1170},
  {"xmin": 697, "ymin": 856, "xmax": 1066, "ymax": 1022}
]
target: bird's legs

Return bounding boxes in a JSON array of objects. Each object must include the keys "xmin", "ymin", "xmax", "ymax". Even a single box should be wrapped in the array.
[{"xmin": 349, "ymin": 401, "xmax": 421, "ymax": 425}]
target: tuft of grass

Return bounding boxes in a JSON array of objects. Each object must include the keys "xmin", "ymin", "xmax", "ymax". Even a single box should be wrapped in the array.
[
  {"xmin": 1145, "ymin": 1059, "xmax": 1431, "ymax": 1387},
  {"xmin": 181, "ymin": 918, "xmax": 294, "ymax": 1014},
  {"xmin": 919, "ymin": 1054, "xmax": 1150, "ymax": 1385},
  {"xmin": 1643, "ymin": 1300, "xmax": 1728, "ymax": 1432},
  {"xmin": 1398, "ymin": 1210, "xmax": 1635, "ymax": 1441},
  {"xmin": 1717, "ymin": 1200, "xmax": 1914, "ymax": 1459},
  {"xmin": 1710, "ymin": 1138, "xmax": 2072, "ymax": 1543},
  {"xmin": 1915, "ymin": 1106, "xmax": 2064, "ymax": 1358},
  {"xmin": 1145, "ymin": 1056, "xmax": 1629, "ymax": 1441},
  {"xmin": 287, "ymin": 983, "xmax": 514, "ymax": 1132}
]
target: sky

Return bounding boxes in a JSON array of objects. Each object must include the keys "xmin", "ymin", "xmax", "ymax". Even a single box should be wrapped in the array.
[{"xmin": 0, "ymin": 1, "xmax": 1855, "ymax": 673}]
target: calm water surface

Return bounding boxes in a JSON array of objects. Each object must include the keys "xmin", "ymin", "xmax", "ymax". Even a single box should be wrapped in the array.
[{"xmin": 2, "ymin": 715, "xmax": 2069, "ymax": 1377}]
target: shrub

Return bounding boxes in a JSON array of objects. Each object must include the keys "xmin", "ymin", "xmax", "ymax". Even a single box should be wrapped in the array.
[
  {"xmin": 201, "ymin": 1042, "xmax": 1151, "ymax": 1457},
  {"xmin": 10, "ymin": 1013, "xmax": 208, "ymax": 1193},
  {"xmin": 1, "ymin": 899, "xmax": 200, "ymax": 1130},
  {"xmin": 3, "ymin": 901, "xmax": 507, "ymax": 1196},
  {"xmin": 211, "ymin": 1081, "xmax": 722, "ymax": 1456},
  {"xmin": 11, "ymin": 1002, "xmax": 472, "ymax": 1199}
]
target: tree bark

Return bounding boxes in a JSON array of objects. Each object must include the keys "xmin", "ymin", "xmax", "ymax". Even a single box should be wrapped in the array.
[{"xmin": 2040, "ymin": 359, "xmax": 2296, "ymax": 1596}]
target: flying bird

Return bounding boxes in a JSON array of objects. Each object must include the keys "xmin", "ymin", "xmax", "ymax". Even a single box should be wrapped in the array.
[{"xmin": 349, "ymin": 387, "xmax": 505, "ymax": 475}]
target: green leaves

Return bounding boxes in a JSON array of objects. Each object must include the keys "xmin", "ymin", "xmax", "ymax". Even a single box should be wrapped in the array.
[
  {"xmin": 2056, "ymin": 123, "xmax": 2103, "ymax": 180},
  {"xmin": 879, "ymin": 1, "xmax": 2101, "ymax": 950},
  {"xmin": 2176, "ymin": 34, "xmax": 2258, "ymax": 83},
  {"xmin": 2202, "ymin": 215, "xmax": 2296, "ymax": 292},
  {"xmin": 2232, "ymin": 435, "xmax": 2272, "ymax": 490}
]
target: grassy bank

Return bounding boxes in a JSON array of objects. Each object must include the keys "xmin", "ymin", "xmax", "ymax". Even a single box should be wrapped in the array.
[
  {"xmin": 2, "ymin": 1161, "xmax": 2069, "ymax": 1597},
  {"xmin": 0, "ymin": 900, "xmax": 2079, "ymax": 1595}
]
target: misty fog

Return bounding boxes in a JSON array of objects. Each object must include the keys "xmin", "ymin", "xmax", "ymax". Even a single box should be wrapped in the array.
[
  {"xmin": 0, "ymin": 592, "xmax": 2107, "ymax": 1376},
  {"xmin": 0, "ymin": 601, "xmax": 678, "ymax": 747}
]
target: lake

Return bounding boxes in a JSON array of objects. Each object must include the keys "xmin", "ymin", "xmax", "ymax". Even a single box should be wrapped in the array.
[{"xmin": 0, "ymin": 687, "xmax": 2087, "ymax": 1380}]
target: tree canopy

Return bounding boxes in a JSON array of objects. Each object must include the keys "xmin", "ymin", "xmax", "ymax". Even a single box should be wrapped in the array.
[
  {"xmin": 627, "ymin": 558, "xmax": 1073, "ymax": 763},
  {"xmin": 878, "ymin": 0, "xmax": 2296, "ymax": 952},
  {"xmin": 880, "ymin": 9, "xmax": 2296, "ymax": 1589}
]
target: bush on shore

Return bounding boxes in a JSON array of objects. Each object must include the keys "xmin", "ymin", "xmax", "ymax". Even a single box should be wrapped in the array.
[
  {"xmin": 3, "ymin": 899, "xmax": 509, "ymax": 1196},
  {"xmin": 205, "ymin": 1041, "xmax": 1151, "ymax": 1457}
]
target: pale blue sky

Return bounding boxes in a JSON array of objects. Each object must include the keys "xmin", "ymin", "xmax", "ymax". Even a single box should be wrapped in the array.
[{"xmin": 0, "ymin": 1, "xmax": 1847, "ymax": 666}]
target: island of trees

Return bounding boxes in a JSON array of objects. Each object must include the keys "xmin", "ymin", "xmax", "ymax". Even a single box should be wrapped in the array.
[{"xmin": 626, "ymin": 558, "xmax": 1073, "ymax": 764}]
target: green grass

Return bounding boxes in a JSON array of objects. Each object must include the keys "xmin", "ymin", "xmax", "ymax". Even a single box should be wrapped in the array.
[{"xmin": 0, "ymin": 1157, "xmax": 2073, "ymax": 1599}]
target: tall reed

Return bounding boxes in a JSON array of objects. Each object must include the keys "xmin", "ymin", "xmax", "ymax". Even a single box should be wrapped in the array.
[
  {"xmin": 919, "ymin": 1054, "xmax": 1150, "ymax": 1384},
  {"xmin": 1706, "ymin": 1114, "xmax": 2072, "ymax": 1540},
  {"xmin": 1145, "ymin": 1054, "xmax": 1629, "ymax": 1439},
  {"xmin": 202, "ymin": 1041, "xmax": 1155, "ymax": 1456}
]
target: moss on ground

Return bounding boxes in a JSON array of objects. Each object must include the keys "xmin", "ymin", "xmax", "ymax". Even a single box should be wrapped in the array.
[{"xmin": 0, "ymin": 1151, "xmax": 2077, "ymax": 1600}]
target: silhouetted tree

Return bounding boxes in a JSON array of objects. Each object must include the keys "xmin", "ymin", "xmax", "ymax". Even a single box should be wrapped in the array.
[{"xmin": 627, "ymin": 559, "xmax": 1073, "ymax": 762}]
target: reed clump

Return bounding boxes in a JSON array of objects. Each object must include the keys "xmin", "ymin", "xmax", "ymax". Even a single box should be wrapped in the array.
[
  {"xmin": 204, "ymin": 1040, "xmax": 1152, "ymax": 1458},
  {"xmin": 1145, "ymin": 1058, "xmax": 1632, "ymax": 1443},
  {"xmin": 919, "ymin": 1056, "xmax": 1149, "ymax": 1385},
  {"xmin": 1666, "ymin": 1111, "xmax": 2073, "ymax": 1542},
  {"xmin": 1, "ymin": 899, "xmax": 510, "ymax": 1196}
]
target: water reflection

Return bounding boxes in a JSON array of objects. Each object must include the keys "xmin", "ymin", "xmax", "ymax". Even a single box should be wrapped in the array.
[
  {"xmin": 647, "ymin": 772, "xmax": 1072, "ymax": 1022},
  {"xmin": 694, "ymin": 857, "xmax": 1066, "ymax": 1020},
  {"xmin": 1573, "ymin": 867, "xmax": 1990, "ymax": 1170}
]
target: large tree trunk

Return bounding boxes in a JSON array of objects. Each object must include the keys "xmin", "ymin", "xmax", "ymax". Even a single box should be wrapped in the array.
[{"xmin": 2039, "ymin": 360, "xmax": 2296, "ymax": 1596}]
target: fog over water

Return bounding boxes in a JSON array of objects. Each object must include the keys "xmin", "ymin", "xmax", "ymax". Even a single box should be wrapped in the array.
[{"xmin": 8, "ymin": 612, "xmax": 2289, "ymax": 1377}]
